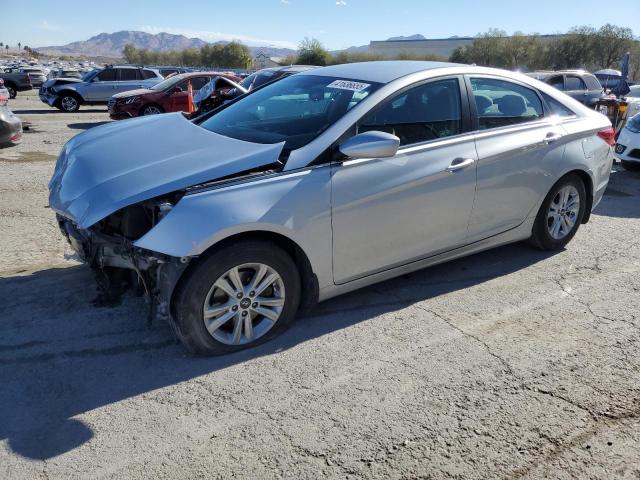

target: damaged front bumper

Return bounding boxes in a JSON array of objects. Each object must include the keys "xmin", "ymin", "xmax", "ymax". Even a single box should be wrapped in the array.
[{"xmin": 57, "ymin": 214, "xmax": 191, "ymax": 327}]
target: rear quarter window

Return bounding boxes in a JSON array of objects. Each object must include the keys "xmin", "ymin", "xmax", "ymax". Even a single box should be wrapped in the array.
[
  {"xmin": 583, "ymin": 74, "xmax": 602, "ymax": 91},
  {"xmin": 541, "ymin": 92, "xmax": 575, "ymax": 117}
]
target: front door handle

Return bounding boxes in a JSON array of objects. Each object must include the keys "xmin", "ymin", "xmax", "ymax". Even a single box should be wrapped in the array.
[
  {"xmin": 544, "ymin": 132, "xmax": 563, "ymax": 145},
  {"xmin": 446, "ymin": 157, "xmax": 475, "ymax": 172}
]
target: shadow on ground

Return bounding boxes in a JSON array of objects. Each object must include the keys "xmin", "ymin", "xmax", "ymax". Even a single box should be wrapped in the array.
[
  {"xmin": 0, "ymin": 242, "xmax": 558, "ymax": 460},
  {"xmin": 67, "ymin": 121, "xmax": 111, "ymax": 130},
  {"xmin": 11, "ymin": 109, "xmax": 108, "ymax": 115},
  {"xmin": 595, "ymin": 165, "xmax": 640, "ymax": 219}
]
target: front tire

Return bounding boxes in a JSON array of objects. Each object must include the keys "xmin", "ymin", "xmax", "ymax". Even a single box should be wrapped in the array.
[
  {"xmin": 6, "ymin": 85, "xmax": 17, "ymax": 99},
  {"xmin": 58, "ymin": 94, "xmax": 80, "ymax": 112},
  {"xmin": 173, "ymin": 240, "xmax": 301, "ymax": 356},
  {"xmin": 621, "ymin": 160, "xmax": 640, "ymax": 171},
  {"xmin": 530, "ymin": 174, "xmax": 586, "ymax": 250},
  {"xmin": 141, "ymin": 104, "xmax": 164, "ymax": 116}
]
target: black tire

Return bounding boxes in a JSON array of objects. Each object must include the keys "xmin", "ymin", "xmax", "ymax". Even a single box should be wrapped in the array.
[
  {"xmin": 5, "ymin": 85, "xmax": 17, "ymax": 99},
  {"xmin": 621, "ymin": 160, "xmax": 640, "ymax": 171},
  {"xmin": 530, "ymin": 174, "xmax": 587, "ymax": 250},
  {"xmin": 173, "ymin": 240, "xmax": 301, "ymax": 356},
  {"xmin": 57, "ymin": 93, "xmax": 80, "ymax": 112},
  {"xmin": 140, "ymin": 104, "xmax": 164, "ymax": 116}
]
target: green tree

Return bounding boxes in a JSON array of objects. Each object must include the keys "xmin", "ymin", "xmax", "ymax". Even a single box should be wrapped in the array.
[
  {"xmin": 592, "ymin": 24, "xmax": 634, "ymax": 69},
  {"xmin": 296, "ymin": 38, "xmax": 330, "ymax": 66}
]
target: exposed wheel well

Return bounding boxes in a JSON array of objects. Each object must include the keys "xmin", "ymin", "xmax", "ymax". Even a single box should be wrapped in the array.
[
  {"xmin": 569, "ymin": 170, "xmax": 593, "ymax": 223},
  {"xmin": 171, "ymin": 231, "xmax": 319, "ymax": 317}
]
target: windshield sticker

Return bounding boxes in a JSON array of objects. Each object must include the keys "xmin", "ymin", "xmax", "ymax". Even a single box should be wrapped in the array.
[{"xmin": 327, "ymin": 80, "xmax": 371, "ymax": 92}]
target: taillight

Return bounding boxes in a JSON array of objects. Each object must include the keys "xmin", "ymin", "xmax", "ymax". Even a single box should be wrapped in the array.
[{"xmin": 597, "ymin": 127, "xmax": 616, "ymax": 146}]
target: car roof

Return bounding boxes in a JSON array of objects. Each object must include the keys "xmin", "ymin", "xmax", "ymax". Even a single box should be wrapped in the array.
[{"xmin": 298, "ymin": 60, "xmax": 462, "ymax": 83}]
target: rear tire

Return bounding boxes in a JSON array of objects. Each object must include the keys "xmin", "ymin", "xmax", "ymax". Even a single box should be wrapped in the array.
[
  {"xmin": 173, "ymin": 240, "xmax": 301, "ymax": 356},
  {"xmin": 621, "ymin": 160, "xmax": 640, "ymax": 171},
  {"xmin": 6, "ymin": 85, "xmax": 17, "ymax": 99},
  {"xmin": 529, "ymin": 174, "xmax": 586, "ymax": 251}
]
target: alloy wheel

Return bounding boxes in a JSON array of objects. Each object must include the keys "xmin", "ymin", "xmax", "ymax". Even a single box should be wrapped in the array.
[
  {"xmin": 203, "ymin": 263, "xmax": 286, "ymax": 345},
  {"xmin": 143, "ymin": 105, "xmax": 162, "ymax": 115},
  {"xmin": 547, "ymin": 185, "xmax": 580, "ymax": 240},
  {"xmin": 61, "ymin": 96, "xmax": 78, "ymax": 112}
]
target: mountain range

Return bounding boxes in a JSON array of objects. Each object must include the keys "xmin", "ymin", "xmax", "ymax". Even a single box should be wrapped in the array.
[
  {"xmin": 35, "ymin": 31, "xmax": 456, "ymax": 60},
  {"xmin": 35, "ymin": 31, "xmax": 297, "ymax": 59}
]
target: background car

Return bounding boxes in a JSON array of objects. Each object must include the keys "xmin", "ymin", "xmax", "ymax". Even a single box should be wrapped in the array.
[
  {"xmin": 48, "ymin": 69, "xmax": 82, "ymax": 80},
  {"xmin": 49, "ymin": 62, "xmax": 614, "ymax": 356},
  {"xmin": 39, "ymin": 65, "xmax": 164, "ymax": 112},
  {"xmin": 108, "ymin": 71, "xmax": 241, "ymax": 119},
  {"xmin": 614, "ymin": 112, "xmax": 640, "ymax": 170},
  {"xmin": 526, "ymin": 70, "xmax": 604, "ymax": 107},
  {"xmin": 0, "ymin": 69, "xmax": 32, "ymax": 99},
  {"xmin": 0, "ymin": 81, "xmax": 22, "ymax": 147},
  {"xmin": 20, "ymin": 67, "xmax": 47, "ymax": 88},
  {"xmin": 191, "ymin": 65, "xmax": 318, "ymax": 116},
  {"xmin": 594, "ymin": 68, "xmax": 637, "ymax": 90}
]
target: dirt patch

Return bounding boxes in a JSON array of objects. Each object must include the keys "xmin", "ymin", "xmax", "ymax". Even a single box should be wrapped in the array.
[{"xmin": 0, "ymin": 151, "xmax": 57, "ymax": 163}]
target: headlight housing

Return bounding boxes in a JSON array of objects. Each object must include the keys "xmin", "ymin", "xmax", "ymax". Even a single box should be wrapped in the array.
[{"xmin": 119, "ymin": 96, "xmax": 140, "ymax": 105}]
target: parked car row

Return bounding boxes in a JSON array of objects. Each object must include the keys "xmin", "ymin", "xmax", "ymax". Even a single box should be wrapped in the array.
[
  {"xmin": 525, "ymin": 70, "xmax": 605, "ymax": 107},
  {"xmin": 108, "ymin": 71, "xmax": 241, "ymax": 119},
  {"xmin": 48, "ymin": 61, "xmax": 615, "ymax": 355}
]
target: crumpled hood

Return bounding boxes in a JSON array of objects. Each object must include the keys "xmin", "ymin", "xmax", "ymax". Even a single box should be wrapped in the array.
[
  {"xmin": 49, "ymin": 113, "xmax": 284, "ymax": 228},
  {"xmin": 111, "ymin": 88, "xmax": 155, "ymax": 99},
  {"xmin": 44, "ymin": 78, "xmax": 83, "ymax": 88}
]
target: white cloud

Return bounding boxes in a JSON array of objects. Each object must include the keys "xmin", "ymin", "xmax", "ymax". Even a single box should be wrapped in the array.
[
  {"xmin": 336, "ymin": 0, "xmax": 347, "ymax": 5},
  {"xmin": 39, "ymin": 19, "xmax": 62, "ymax": 32},
  {"xmin": 280, "ymin": 0, "xmax": 290, "ymax": 4},
  {"xmin": 138, "ymin": 25, "xmax": 297, "ymax": 50}
]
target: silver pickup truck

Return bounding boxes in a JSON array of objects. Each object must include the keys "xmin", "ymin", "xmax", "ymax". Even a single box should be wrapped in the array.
[{"xmin": 39, "ymin": 65, "xmax": 163, "ymax": 112}]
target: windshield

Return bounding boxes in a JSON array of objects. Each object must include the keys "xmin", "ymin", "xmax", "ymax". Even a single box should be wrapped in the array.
[
  {"xmin": 200, "ymin": 75, "xmax": 381, "ymax": 152},
  {"xmin": 150, "ymin": 74, "xmax": 184, "ymax": 91}
]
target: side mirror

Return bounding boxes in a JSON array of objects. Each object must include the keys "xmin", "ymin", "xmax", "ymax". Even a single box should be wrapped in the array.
[{"xmin": 339, "ymin": 131, "xmax": 400, "ymax": 159}]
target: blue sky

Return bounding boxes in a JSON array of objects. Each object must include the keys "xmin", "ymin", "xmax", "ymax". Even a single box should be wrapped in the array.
[{"xmin": 1, "ymin": 0, "xmax": 638, "ymax": 50}]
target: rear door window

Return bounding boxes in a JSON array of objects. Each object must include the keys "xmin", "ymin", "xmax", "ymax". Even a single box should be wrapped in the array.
[
  {"xmin": 359, "ymin": 77, "xmax": 462, "ymax": 146},
  {"xmin": 118, "ymin": 69, "xmax": 139, "ymax": 81},
  {"xmin": 548, "ymin": 76, "xmax": 564, "ymax": 90},
  {"xmin": 565, "ymin": 76, "xmax": 587, "ymax": 91},
  {"xmin": 470, "ymin": 77, "xmax": 544, "ymax": 130}
]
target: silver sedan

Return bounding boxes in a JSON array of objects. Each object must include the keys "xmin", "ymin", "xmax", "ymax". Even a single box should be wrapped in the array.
[{"xmin": 49, "ymin": 61, "xmax": 614, "ymax": 355}]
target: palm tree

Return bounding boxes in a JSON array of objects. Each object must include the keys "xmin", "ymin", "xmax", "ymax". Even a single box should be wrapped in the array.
[
  {"xmin": 4, "ymin": 45, "xmax": 8, "ymax": 54},
  {"xmin": 18, "ymin": 42, "xmax": 21, "ymax": 53}
]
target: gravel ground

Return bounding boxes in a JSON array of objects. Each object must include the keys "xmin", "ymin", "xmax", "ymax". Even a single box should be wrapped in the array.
[{"xmin": 1, "ymin": 92, "xmax": 639, "ymax": 479}]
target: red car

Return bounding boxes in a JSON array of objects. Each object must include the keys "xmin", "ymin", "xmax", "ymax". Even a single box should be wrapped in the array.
[{"xmin": 108, "ymin": 71, "xmax": 240, "ymax": 120}]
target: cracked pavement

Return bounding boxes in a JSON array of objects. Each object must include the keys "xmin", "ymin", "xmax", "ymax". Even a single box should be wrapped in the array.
[{"xmin": 1, "ymin": 93, "xmax": 639, "ymax": 479}]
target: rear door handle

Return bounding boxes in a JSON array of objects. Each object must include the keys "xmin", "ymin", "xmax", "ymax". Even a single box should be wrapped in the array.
[
  {"xmin": 544, "ymin": 132, "xmax": 563, "ymax": 145},
  {"xmin": 446, "ymin": 158, "xmax": 475, "ymax": 172}
]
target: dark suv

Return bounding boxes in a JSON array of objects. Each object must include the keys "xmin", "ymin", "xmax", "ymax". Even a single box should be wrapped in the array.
[{"xmin": 526, "ymin": 70, "xmax": 604, "ymax": 107}]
